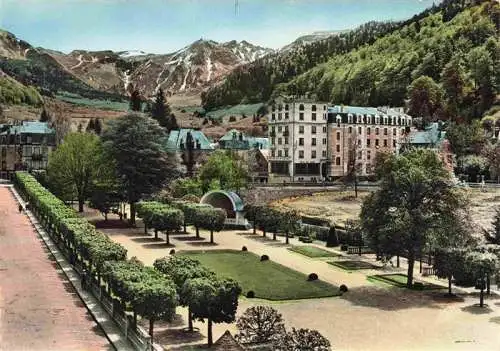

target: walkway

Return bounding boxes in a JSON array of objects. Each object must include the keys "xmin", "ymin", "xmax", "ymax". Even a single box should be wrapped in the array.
[{"xmin": 0, "ymin": 186, "xmax": 111, "ymax": 351}]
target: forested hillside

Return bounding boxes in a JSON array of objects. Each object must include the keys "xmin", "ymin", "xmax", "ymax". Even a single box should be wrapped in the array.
[
  {"xmin": 202, "ymin": 0, "xmax": 499, "ymax": 120},
  {"xmin": 0, "ymin": 76, "xmax": 42, "ymax": 106}
]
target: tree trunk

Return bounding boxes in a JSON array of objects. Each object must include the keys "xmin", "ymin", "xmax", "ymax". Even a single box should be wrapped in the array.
[
  {"xmin": 397, "ymin": 254, "xmax": 400, "ymax": 268},
  {"xmin": 207, "ymin": 318, "xmax": 213, "ymax": 347},
  {"xmin": 149, "ymin": 318, "xmax": 155, "ymax": 340},
  {"xmin": 407, "ymin": 256, "xmax": 415, "ymax": 289},
  {"xmin": 480, "ymin": 285, "xmax": 485, "ymax": 307},
  {"xmin": 166, "ymin": 231, "xmax": 170, "ymax": 245},
  {"xmin": 354, "ymin": 176, "xmax": 358, "ymax": 198},
  {"xmin": 448, "ymin": 276, "xmax": 452, "ymax": 295},
  {"xmin": 188, "ymin": 306, "xmax": 193, "ymax": 332},
  {"xmin": 263, "ymin": 229, "xmax": 266, "ymax": 238},
  {"xmin": 210, "ymin": 230, "xmax": 214, "ymax": 244},
  {"xmin": 144, "ymin": 223, "xmax": 147, "ymax": 235},
  {"xmin": 273, "ymin": 232, "xmax": 276, "ymax": 240},
  {"xmin": 419, "ymin": 257, "xmax": 422, "ymax": 274},
  {"xmin": 286, "ymin": 231, "xmax": 289, "ymax": 244},
  {"xmin": 196, "ymin": 227, "xmax": 199, "ymax": 238},
  {"xmin": 253, "ymin": 222, "xmax": 256, "ymax": 234},
  {"xmin": 104, "ymin": 213, "xmax": 108, "ymax": 221},
  {"xmin": 487, "ymin": 274, "xmax": 490, "ymax": 295},
  {"xmin": 183, "ymin": 222, "xmax": 187, "ymax": 234},
  {"xmin": 133, "ymin": 311, "xmax": 137, "ymax": 326},
  {"xmin": 78, "ymin": 198, "xmax": 84, "ymax": 213},
  {"xmin": 154, "ymin": 229, "xmax": 158, "ymax": 240},
  {"xmin": 130, "ymin": 201, "xmax": 136, "ymax": 225}
]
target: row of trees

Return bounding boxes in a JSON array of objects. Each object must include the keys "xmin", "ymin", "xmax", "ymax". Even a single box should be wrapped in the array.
[
  {"xmin": 136, "ymin": 201, "xmax": 184, "ymax": 244},
  {"xmin": 360, "ymin": 148, "xmax": 499, "ymax": 297},
  {"xmin": 244, "ymin": 205, "xmax": 301, "ymax": 243}
]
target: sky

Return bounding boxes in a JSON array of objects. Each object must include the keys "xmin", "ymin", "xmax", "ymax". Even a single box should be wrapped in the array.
[{"xmin": 1, "ymin": 0, "xmax": 436, "ymax": 54}]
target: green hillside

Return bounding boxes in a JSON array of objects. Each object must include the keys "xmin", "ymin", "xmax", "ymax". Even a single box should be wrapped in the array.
[
  {"xmin": 0, "ymin": 76, "xmax": 43, "ymax": 106},
  {"xmin": 202, "ymin": 0, "xmax": 499, "ymax": 120}
]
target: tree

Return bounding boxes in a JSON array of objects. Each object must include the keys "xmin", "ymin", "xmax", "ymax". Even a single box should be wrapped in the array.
[
  {"xmin": 484, "ymin": 207, "xmax": 500, "ymax": 245},
  {"xmin": 198, "ymin": 207, "xmax": 226, "ymax": 243},
  {"xmin": 102, "ymin": 113, "xmax": 176, "ymax": 225},
  {"xmin": 153, "ymin": 256, "xmax": 215, "ymax": 332},
  {"xmin": 198, "ymin": 150, "xmax": 248, "ymax": 192},
  {"xmin": 150, "ymin": 88, "xmax": 178, "ymax": 132},
  {"xmin": 182, "ymin": 277, "xmax": 241, "ymax": 347},
  {"xmin": 235, "ymin": 306, "xmax": 286, "ymax": 344},
  {"xmin": 244, "ymin": 204, "xmax": 263, "ymax": 234},
  {"xmin": 86, "ymin": 118, "xmax": 96, "ymax": 133},
  {"xmin": 129, "ymin": 90, "xmax": 142, "ymax": 111},
  {"xmin": 407, "ymin": 76, "xmax": 444, "ymax": 125},
  {"xmin": 94, "ymin": 118, "xmax": 102, "ymax": 135},
  {"xmin": 482, "ymin": 141, "xmax": 500, "ymax": 182},
  {"xmin": 360, "ymin": 149, "xmax": 469, "ymax": 288},
  {"xmin": 88, "ymin": 180, "xmax": 122, "ymax": 221},
  {"xmin": 47, "ymin": 132, "xmax": 104, "ymax": 212},
  {"xmin": 434, "ymin": 247, "xmax": 467, "ymax": 295},
  {"xmin": 326, "ymin": 226, "xmax": 339, "ymax": 247},
  {"xmin": 445, "ymin": 121, "xmax": 484, "ymax": 160},
  {"xmin": 467, "ymin": 46, "xmax": 495, "ymax": 113},
  {"xmin": 466, "ymin": 251, "xmax": 497, "ymax": 306},
  {"xmin": 273, "ymin": 328, "xmax": 331, "ymax": 351},
  {"xmin": 40, "ymin": 108, "xmax": 51, "ymax": 122},
  {"xmin": 456, "ymin": 155, "xmax": 488, "ymax": 182},
  {"xmin": 344, "ymin": 129, "xmax": 361, "ymax": 197},
  {"xmin": 440, "ymin": 57, "xmax": 466, "ymax": 119},
  {"xmin": 134, "ymin": 276, "xmax": 178, "ymax": 340},
  {"xmin": 279, "ymin": 210, "xmax": 300, "ymax": 244},
  {"xmin": 155, "ymin": 207, "xmax": 183, "ymax": 245}
]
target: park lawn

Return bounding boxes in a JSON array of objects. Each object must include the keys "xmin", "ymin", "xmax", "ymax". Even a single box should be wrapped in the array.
[
  {"xmin": 329, "ymin": 260, "xmax": 381, "ymax": 271},
  {"xmin": 180, "ymin": 250, "xmax": 339, "ymax": 300},
  {"xmin": 368, "ymin": 273, "xmax": 444, "ymax": 290},
  {"xmin": 289, "ymin": 245, "xmax": 341, "ymax": 258}
]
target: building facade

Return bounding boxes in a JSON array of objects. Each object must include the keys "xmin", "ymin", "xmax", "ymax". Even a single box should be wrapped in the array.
[
  {"xmin": 327, "ymin": 106, "xmax": 412, "ymax": 178},
  {"xmin": 268, "ymin": 99, "xmax": 329, "ymax": 182},
  {"xmin": 0, "ymin": 121, "xmax": 56, "ymax": 179},
  {"xmin": 267, "ymin": 100, "xmax": 413, "ymax": 182}
]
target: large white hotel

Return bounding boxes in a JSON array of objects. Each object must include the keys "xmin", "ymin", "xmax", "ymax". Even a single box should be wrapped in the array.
[{"xmin": 267, "ymin": 97, "xmax": 412, "ymax": 182}]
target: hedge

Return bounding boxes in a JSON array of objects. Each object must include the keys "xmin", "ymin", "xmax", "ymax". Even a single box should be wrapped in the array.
[{"xmin": 14, "ymin": 172, "xmax": 127, "ymax": 276}]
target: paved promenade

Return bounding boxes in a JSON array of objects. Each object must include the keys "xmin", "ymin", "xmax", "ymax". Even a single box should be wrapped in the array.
[{"xmin": 0, "ymin": 186, "xmax": 111, "ymax": 351}]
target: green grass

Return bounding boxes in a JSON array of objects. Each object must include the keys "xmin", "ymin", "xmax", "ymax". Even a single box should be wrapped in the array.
[
  {"xmin": 56, "ymin": 91, "xmax": 129, "ymax": 111},
  {"xmin": 329, "ymin": 260, "xmax": 380, "ymax": 271},
  {"xmin": 205, "ymin": 103, "xmax": 264, "ymax": 120},
  {"xmin": 368, "ymin": 274, "xmax": 444, "ymax": 290},
  {"xmin": 180, "ymin": 249, "xmax": 339, "ymax": 300},
  {"xmin": 289, "ymin": 246, "xmax": 341, "ymax": 258}
]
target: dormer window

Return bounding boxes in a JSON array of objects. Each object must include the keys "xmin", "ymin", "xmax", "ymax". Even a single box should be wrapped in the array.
[
  {"xmin": 348, "ymin": 114, "xmax": 353, "ymax": 124},
  {"xmin": 299, "ymin": 104, "xmax": 305, "ymax": 111}
]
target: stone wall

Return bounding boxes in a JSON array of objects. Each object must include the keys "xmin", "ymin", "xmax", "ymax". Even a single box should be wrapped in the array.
[{"xmin": 242, "ymin": 187, "xmax": 329, "ymax": 205}]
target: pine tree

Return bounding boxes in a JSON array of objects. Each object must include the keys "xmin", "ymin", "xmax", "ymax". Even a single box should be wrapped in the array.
[
  {"xmin": 129, "ymin": 90, "xmax": 142, "ymax": 112},
  {"xmin": 151, "ymin": 88, "xmax": 177, "ymax": 132},
  {"xmin": 40, "ymin": 108, "xmax": 51, "ymax": 122}
]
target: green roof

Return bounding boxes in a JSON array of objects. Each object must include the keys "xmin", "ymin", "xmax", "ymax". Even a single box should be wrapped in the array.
[
  {"xmin": 408, "ymin": 123, "xmax": 446, "ymax": 146},
  {"xmin": 0, "ymin": 121, "xmax": 54, "ymax": 135},
  {"xmin": 165, "ymin": 129, "xmax": 214, "ymax": 151},
  {"xmin": 219, "ymin": 129, "xmax": 269, "ymax": 150},
  {"xmin": 200, "ymin": 190, "xmax": 245, "ymax": 211}
]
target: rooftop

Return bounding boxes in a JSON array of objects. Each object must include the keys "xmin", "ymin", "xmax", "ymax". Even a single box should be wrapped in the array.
[
  {"xmin": 0, "ymin": 121, "xmax": 54, "ymax": 135},
  {"xmin": 328, "ymin": 105, "xmax": 407, "ymax": 116},
  {"xmin": 219, "ymin": 129, "xmax": 269, "ymax": 150},
  {"xmin": 165, "ymin": 128, "xmax": 214, "ymax": 151},
  {"xmin": 408, "ymin": 123, "xmax": 446, "ymax": 145}
]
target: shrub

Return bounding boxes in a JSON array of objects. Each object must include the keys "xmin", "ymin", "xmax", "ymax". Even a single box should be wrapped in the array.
[
  {"xmin": 169, "ymin": 249, "xmax": 176, "ymax": 255},
  {"xmin": 413, "ymin": 282, "xmax": 424, "ymax": 290},
  {"xmin": 339, "ymin": 284, "xmax": 348, "ymax": 293},
  {"xmin": 337, "ymin": 229, "xmax": 351, "ymax": 244},
  {"xmin": 181, "ymin": 194, "xmax": 200, "ymax": 203},
  {"xmin": 242, "ymin": 246, "xmax": 248, "ymax": 251},
  {"xmin": 260, "ymin": 254, "xmax": 269, "ymax": 261},
  {"xmin": 308, "ymin": 273, "xmax": 318, "ymax": 281},
  {"xmin": 229, "ymin": 116, "xmax": 237, "ymax": 122},
  {"xmin": 340, "ymin": 244, "xmax": 349, "ymax": 251},
  {"xmin": 326, "ymin": 226, "xmax": 339, "ymax": 247},
  {"xmin": 246, "ymin": 290, "xmax": 255, "ymax": 298}
]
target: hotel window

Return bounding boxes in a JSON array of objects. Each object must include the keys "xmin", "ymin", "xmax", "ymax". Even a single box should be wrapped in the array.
[
  {"xmin": 393, "ymin": 140, "xmax": 396, "ymax": 147},
  {"xmin": 272, "ymin": 105, "xmax": 276, "ymax": 111},
  {"xmin": 348, "ymin": 115, "xmax": 353, "ymax": 123},
  {"xmin": 299, "ymin": 126, "xmax": 304, "ymax": 134},
  {"xmin": 312, "ymin": 138, "xmax": 316, "ymax": 146},
  {"xmin": 367, "ymin": 127, "xmax": 371, "ymax": 135},
  {"xmin": 284, "ymin": 149, "xmax": 289, "ymax": 157},
  {"xmin": 393, "ymin": 128, "xmax": 397, "ymax": 136},
  {"xmin": 312, "ymin": 105, "xmax": 317, "ymax": 111},
  {"xmin": 285, "ymin": 104, "xmax": 289, "ymax": 111},
  {"xmin": 285, "ymin": 112, "xmax": 289, "ymax": 119},
  {"xmin": 375, "ymin": 139, "xmax": 379, "ymax": 146},
  {"xmin": 322, "ymin": 150, "xmax": 327, "ymax": 157},
  {"xmin": 375, "ymin": 128, "xmax": 379, "ymax": 135},
  {"xmin": 278, "ymin": 150, "xmax": 282, "ymax": 157},
  {"xmin": 312, "ymin": 126, "xmax": 316, "ymax": 134},
  {"xmin": 367, "ymin": 116, "xmax": 372, "ymax": 124},
  {"xmin": 299, "ymin": 150, "xmax": 304, "ymax": 159},
  {"xmin": 322, "ymin": 138, "xmax": 327, "ymax": 145},
  {"xmin": 357, "ymin": 151, "xmax": 362, "ymax": 159},
  {"xmin": 384, "ymin": 128, "xmax": 388, "ymax": 136},
  {"xmin": 358, "ymin": 127, "xmax": 362, "ymax": 134},
  {"xmin": 323, "ymin": 126, "xmax": 327, "ymax": 133},
  {"xmin": 336, "ymin": 132, "xmax": 341, "ymax": 140},
  {"xmin": 284, "ymin": 138, "xmax": 289, "ymax": 145},
  {"xmin": 271, "ymin": 114, "xmax": 275, "ymax": 120},
  {"xmin": 278, "ymin": 138, "xmax": 282, "ymax": 145},
  {"xmin": 336, "ymin": 145, "xmax": 340, "ymax": 152},
  {"xmin": 348, "ymin": 127, "xmax": 352, "ymax": 133},
  {"xmin": 278, "ymin": 126, "xmax": 282, "ymax": 132},
  {"xmin": 311, "ymin": 150, "xmax": 317, "ymax": 159},
  {"xmin": 278, "ymin": 104, "xmax": 283, "ymax": 111},
  {"xmin": 367, "ymin": 151, "xmax": 371, "ymax": 160},
  {"xmin": 367, "ymin": 139, "xmax": 371, "ymax": 147},
  {"xmin": 271, "ymin": 150, "xmax": 275, "ymax": 157},
  {"xmin": 336, "ymin": 157, "xmax": 341, "ymax": 165},
  {"xmin": 278, "ymin": 113, "xmax": 282, "ymax": 120},
  {"xmin": 299, "ymin": 113, "xmax": 304, "ymax": 121},
  {"xmin": 299, "ymin": 104, "xmax": 305, "ymax": 111},
  {"xmin": 358, "ymin": 139, "xmax": 361, "ymax": 147},
  {"xmin": 383, "ymin": 139, "xmax": 388, "ymax": 147},
  {"xmin": 312, "ymin": 113, "xmax": 316, "ymax": 121},
  {"xmin": 299, "ymin": 138, "xmax": 304, "ymax": 146}
]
